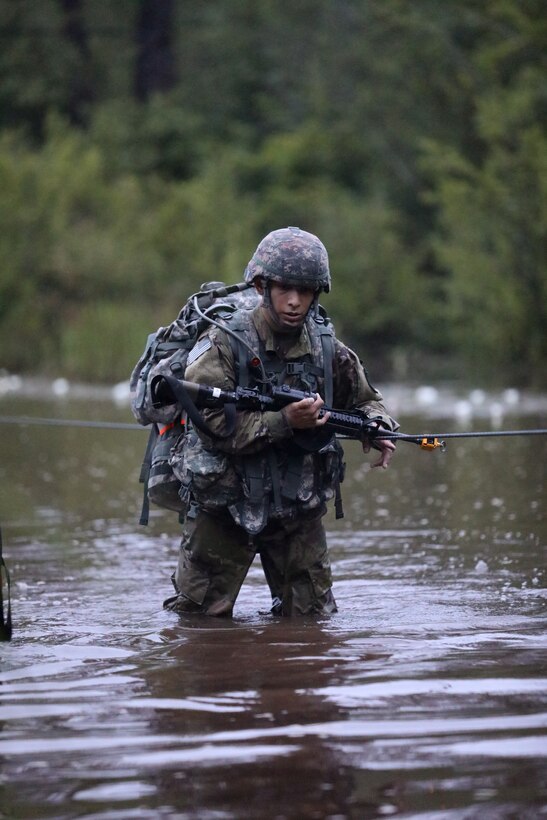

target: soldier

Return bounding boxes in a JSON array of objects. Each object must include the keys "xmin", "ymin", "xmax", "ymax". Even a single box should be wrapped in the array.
[{"xmin": 163, "ymin": 227, "xmax": 398, "ymax": 616}]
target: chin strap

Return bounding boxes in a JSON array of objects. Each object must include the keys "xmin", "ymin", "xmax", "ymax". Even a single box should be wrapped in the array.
[
  {"xmin": 262, "ymin": 281, "xmax": 272, "ymax": 310},
  {"xmin": 261, "ymin": 282, "xmax": 285, "ymax": 329},
  {"xmin": 310, "ymin": 293, "xmax": 320, "ymax": 318}
]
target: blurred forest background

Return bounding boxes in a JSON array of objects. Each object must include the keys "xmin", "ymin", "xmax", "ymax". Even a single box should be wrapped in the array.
[{"xmin": 0, "ymin": 0, "xmax": 545, "ymax": 386}]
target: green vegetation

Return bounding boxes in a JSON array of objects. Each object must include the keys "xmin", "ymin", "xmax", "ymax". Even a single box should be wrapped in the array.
[{"xmin": 0, "ymin": 0, "xmax": 545, "ymax": 386}]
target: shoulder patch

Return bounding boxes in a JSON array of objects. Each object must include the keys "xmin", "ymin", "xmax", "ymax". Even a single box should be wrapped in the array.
[{"xmin": 187, "ymin": 336, "xmax": 212, "ymax": 365}]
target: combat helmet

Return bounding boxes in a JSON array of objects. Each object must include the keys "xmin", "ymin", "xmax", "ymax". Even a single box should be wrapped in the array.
[{"xmin": 244, "ymin": 227, "xmax": 331, "ymax": 293}]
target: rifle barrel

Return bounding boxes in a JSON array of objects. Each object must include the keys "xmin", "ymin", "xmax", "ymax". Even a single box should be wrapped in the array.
[{"xmin": 383, "ymin": 429, "xmax": 547, "ymax": 442}]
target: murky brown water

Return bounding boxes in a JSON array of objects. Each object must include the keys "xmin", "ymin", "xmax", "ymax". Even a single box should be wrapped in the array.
[{"xmin": 0, "ymin": 384, "xmax": 546, "ymax": 819}]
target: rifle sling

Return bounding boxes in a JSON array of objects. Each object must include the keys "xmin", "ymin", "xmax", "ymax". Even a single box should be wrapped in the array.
[{"xmin": 158, "ymin": 375, "xmax": 236, "ymax": 441}]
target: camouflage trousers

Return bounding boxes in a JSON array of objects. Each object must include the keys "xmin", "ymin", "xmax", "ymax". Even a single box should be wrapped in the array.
[{"xmin": 163, "ymin": 506, "xmax": 337, "ymax": 617}]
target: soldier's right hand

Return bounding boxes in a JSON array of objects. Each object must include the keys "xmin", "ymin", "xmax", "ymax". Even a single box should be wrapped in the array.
[{"xmin": 282, "ymin": 395, "xmax": 331, "ymax": 430}]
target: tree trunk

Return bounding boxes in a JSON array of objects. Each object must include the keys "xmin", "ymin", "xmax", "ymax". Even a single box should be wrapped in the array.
[{"xmin": 135, "ymin": 0, "xmax": 176, "ymax": 101}]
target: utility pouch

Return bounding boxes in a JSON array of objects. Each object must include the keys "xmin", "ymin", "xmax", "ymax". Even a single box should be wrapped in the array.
[
  {"xmin": 148, "ymin": 423, "xmax": 186, "ymax": 513},
  {"xmin": 138, "ymin": 422, "xmax": 186, "ymax": 525},
  {"xmin": 172, "ymin": 428, "xmax": 243, "ymax": 511}
]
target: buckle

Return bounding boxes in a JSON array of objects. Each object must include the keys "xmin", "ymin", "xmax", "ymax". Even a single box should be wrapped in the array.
[{"xmin": 285, "ymin": 362, "xmax": 306, "ymax": 375}]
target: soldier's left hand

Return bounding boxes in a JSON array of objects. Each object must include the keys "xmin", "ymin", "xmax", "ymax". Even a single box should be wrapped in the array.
[{"xmin": 362, "ymin": 435, "xmax": 396, "ymax": 469}]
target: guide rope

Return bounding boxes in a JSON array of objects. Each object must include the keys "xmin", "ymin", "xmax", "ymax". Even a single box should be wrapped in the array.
[
  {"xmin": 0, "ymin": 413, "xmax": 545, "ymax": 450},
  {"xmin": 0, "ymin": 415, "xmax": 144, "ymax": 430},
  {"xmin": 369, "ymin": 429, "xmax": 547, "ymax": 451}
]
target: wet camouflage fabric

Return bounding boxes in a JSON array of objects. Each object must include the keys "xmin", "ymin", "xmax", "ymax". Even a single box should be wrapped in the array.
[
  {"xmin": 171, "ymin": 426, "xmax": 243, "ymax": 511},
  {"xmin": 163, "ymin": 507, "xmax": 336, "ymax": 616},
  {"xmin": 257, "ymin": 510, "xmax": 337, "ymax": 615},
  {"xmin": 164, "ymin": 508, "xmax": 256, "ymax": 616},
  {"xmin": 244, "ymin": 226, "xmax": 331, "ymax": 292},
  {"xmin": 147, "ymin": 424, "xmax": 186, "ymax": 512}
]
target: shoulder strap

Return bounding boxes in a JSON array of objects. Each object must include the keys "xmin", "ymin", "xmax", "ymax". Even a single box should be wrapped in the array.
[
  {"xmin": 307, "ymin": 317, "xmax": 335, "ymax": 406},
  {"xmin": 320, "ymin": 329, "xmax": 334, "ymax": 406},
  {"xmin": 226, "ymin": 310, "xmax": 259, "ymax": 389},
  {"xmin": 138, "ymin": 425, "xmax": 159, "ymax": 526}
]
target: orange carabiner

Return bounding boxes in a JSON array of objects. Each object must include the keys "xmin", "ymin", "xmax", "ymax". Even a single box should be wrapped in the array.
[{"xmin": 420, "ymin": 436, "xmax": 445, "ymax": 452}]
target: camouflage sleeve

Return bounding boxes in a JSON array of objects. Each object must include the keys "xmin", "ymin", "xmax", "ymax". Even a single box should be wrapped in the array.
[
  {"xmin": 333, "ymin": 340, "xmax": 399, "ymax": 431},
  {"xmin": 184, "ymin": 326, "xmax": 294, "ymax": 455}
]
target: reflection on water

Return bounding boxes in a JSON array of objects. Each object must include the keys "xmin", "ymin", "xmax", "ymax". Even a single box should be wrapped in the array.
[{"xmin": 0, "ymin": 386, "xmax": 546, "ymax": 818}]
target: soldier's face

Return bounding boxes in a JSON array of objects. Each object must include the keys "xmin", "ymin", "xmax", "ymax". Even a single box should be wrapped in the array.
[{"xmin": 267, "ymin": 283, "xmax": 316, "ymax": 329}]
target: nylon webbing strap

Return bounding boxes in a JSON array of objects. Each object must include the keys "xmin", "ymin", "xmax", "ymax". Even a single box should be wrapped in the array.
[
  {"xmin": 282, "ymin": 451, "xmax": 305, "ymax": 501},
  {"xmin": 235, "ymin": 337, "xmax": 250, "ymax": 387},
  {"xmin": 319, "ymin": 329, "xmax": 334, "ymax": 407},
  {"xmin": 0, "ymin": 527, "xmax": 13, "ymax": 641},
  {"xmin": 267, "ymin": 451, "xmax": 283, "ymax": 514},
  {"xmin": 334, "ymin": 477, "xmax": 344, "ymax": 520},
  {"xmin": 285, "ymin": 362, "xmax": 323, "ymax": 378},
  {"xmin": 139, "ymin": 425, "xmax": 159, "ymax": 526},
  {"xmin": 244, "ymin": 455, "xmax": 265, "ymax": 504}
]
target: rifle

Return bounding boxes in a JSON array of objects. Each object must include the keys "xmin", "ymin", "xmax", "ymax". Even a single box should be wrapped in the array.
[
  {"xmin": 151, "ymin": 376, "xmax": 547, "ymax": 451},
  {"xmin": 152, "ymin": 374, "xmax": 387, "ymax": 438}
]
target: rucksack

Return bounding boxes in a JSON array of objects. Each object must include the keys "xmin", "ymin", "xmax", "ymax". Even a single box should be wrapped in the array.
[{"xmin": 130, "ymin": 281, "xmax": 259, "ymax": 524}]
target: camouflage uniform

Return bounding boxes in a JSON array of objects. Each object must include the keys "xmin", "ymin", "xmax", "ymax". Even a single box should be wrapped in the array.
[{"xmin": 164, "ymin": 306, "xmax": 396, "ymax": 617}]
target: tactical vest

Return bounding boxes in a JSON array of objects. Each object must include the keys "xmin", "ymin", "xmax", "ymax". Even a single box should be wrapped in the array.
[{"xmin": 175, "ymin": 308, "xmax": 346, "ymax": 535}]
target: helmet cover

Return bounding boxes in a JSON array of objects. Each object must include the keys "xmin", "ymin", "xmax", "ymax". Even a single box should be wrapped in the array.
[{"xmin": 244, "ymin": 227, "xmax": 331, "ymax": 293}]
